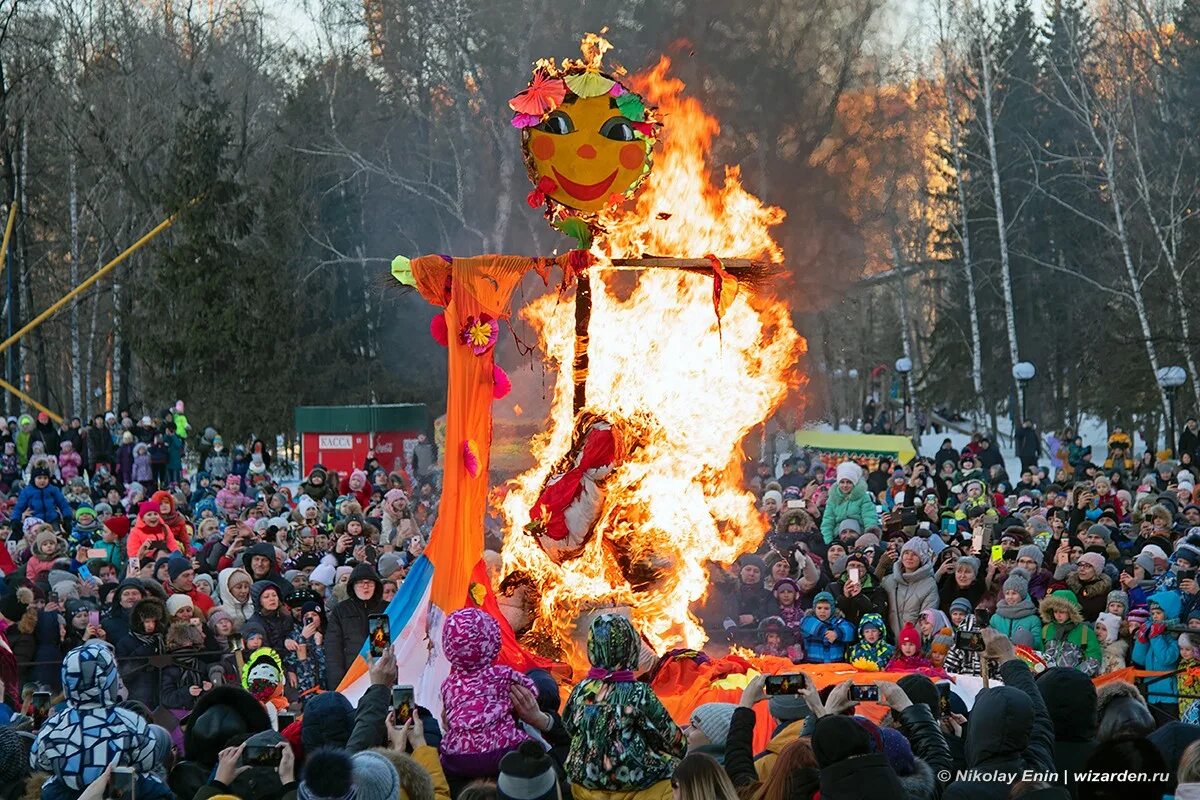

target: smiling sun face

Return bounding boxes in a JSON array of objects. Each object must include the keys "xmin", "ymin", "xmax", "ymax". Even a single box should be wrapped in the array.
[{"xmin": 524, "ymin": 92, "xmax": 653, "ymax": 213}]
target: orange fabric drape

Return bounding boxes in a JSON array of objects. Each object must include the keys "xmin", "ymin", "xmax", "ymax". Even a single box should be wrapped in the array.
[{"xmin": 412, "ymin": 254, "xmax": 554, "ymax": 612}]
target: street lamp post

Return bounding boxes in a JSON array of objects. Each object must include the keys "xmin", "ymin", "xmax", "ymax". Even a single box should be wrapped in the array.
[
  {"xmin": 1157, "ymin": 366, "xmax": 1187, "ymax": 456},
  {"xmin": 895, "ymin": 357, "xmax": 913, "ymax": 435},
  {"xmin": 1012, "ymin": 361, "xmax": 1036, "ymax": 423}
]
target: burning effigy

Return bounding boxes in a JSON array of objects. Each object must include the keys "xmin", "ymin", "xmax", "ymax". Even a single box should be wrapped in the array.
[
  {"xmin": 363, "ymin": 35, "xmax": 802, "ymax": 708},
  {"xmin": 495, "ymin": 40, "xmax": 805, "ymax": 664}
]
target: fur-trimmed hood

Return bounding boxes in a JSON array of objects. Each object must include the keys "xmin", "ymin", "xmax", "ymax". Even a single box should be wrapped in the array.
[
  {"xmin": 897, "ymin": 757, "xmax": 937, "ymax": 800},
  {"xmin": 1039, "ymin": 590, "xmax": 1083, "ymax": 625},
  {"xmin": 1095, "ymin": 680, "xmax": 1144, "ymax": 722}
]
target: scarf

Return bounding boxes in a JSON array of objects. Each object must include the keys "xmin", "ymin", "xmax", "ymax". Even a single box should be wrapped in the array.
[{"xmin": 994, "ymin": 597, "xmax": 1038, "ymax": 620}]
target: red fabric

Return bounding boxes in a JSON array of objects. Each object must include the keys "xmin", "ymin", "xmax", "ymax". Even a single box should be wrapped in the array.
[
  {"xmin": 169, "ymin": 585, "xmax": 215, "ymax": 616},
  {"xmin": 531, "ymin": 426, "xmax": 615, "ymax": 541},
  {"xmin": 0, "ymin": 545, "xmax": 18, "ymax": 577}
]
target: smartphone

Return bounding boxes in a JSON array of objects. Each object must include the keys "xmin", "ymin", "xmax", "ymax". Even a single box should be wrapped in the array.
[
  {"xmin": 847, "ymin": 566, "xmax": 862, "ymax": 584},
  {"xmin": 392, "ymin": 685, "xmax": 415, "ymax": 725},
  {"xmin": 47, "ymin": 592, "xmax": 58, "ymax": 605},
  {"xmin": 107, "ymin": 766, "xmax": 136, "ymax": 800},
  {"xmin": 241, "ymin": 744, "xmax": 282, "ymax": 767},
  {"xmin": 955, "ymin": 630, "xmax": 986, "ymax": 652},
  {"xmin": 764, "ymin": 674, "xmax": 804, "ymax": 695},
  {"xmin": 31, "ymin": 691, "xmax": 51, "ymax": 714},
  {"xmin": 88, "ymin": 611, "xmax": 100, "ymax": 628},
  {"xmin": 1180, "ymin": 569, "xmax": 1198, "ymax": 582},
  {"xmin": 367, "ymin": 614, "xmax": 390, "ymax": 658},
  {"xmin": 786, "ymin": 499, "xmax": 804, "ymax": 510},
  {"xmin": 849, "ymin": 684, "xmax": 879, "ymax": 702},
  {"xmin": 935, "ymin": 681, "xmax": 952, "ymax": 716},
  {"xmin": 87, "ymin": 548, "xmax": 107, "ymax": 560},
  {"xmin": 276, "ymin": 712, "xmax": 296, "ymax": 730},
  {"xmin": 228, "ymin": 634, "xmax": 243, "ymax": 653},
  {"xmin": 78, "ymin": 564, "xmax": 93, "ymax": 582}
]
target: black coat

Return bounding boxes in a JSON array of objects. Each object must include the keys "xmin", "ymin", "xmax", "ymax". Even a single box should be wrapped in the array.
[
  {"xmin": 325, "ymin": 563, "xmax": 385, "ymax": 689},
  {"xmin": 1036, "ymin": 667, "xmax": 1097, "ymax": 800},
  {"xmin": 819, "ymin": 753, "xmax": 905, "ymax": 800},
  {"xmin": 943, "ymin": 660, "xmax": 1056, "ymax": 800}
]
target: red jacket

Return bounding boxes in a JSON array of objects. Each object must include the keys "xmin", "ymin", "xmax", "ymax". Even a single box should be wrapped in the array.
[
  {"xmin": 168, "ymin": 585, "xmax": 214, "ymax": 616},
  {"xmin": 126, "ymin": 518, "xmax": 181, "ymax": 557}
]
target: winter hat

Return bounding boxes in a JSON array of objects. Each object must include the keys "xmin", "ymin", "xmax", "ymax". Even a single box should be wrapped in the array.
[
  {"xmin": 689, "ymin": 702, "xmax": 737, "ymax": 748},
  {"xmin": 1141, "ymin": 544, "xmax": 1169, "ymax": 563},
  {"xmin": 931, "ymin": 627, "xmax": 955, "ymax": 659},
  {"xmin": 956, "ymin": 556, "xmax": 980, "ymax": 575},
  {"xmin": 1107, "ymin": 590, "xmax": 1129, "ymax": 613},
  {"xmin": 879, "ymin": 726, "xmax": 916, "ymax": 775},
  {"xmin": 166, "ymin": 594, "xmax": 193, "ymax": 617},
  {"xmin": 835, "ymin": 461, "xmax": 864, "ymax": 486},
  {"xmin": 53, "ymin": 579, "xmax": 80, "ymax": 601},
  {"xmin": 812, "ymin": 715, "xmax": 872, "ymax": 767},
  {"xmin": 74, "ymin": 506, "xmax": 95, "ymax": 522},
  {"xmin": 350, "ymin": 751, "xmax": 399, "ymax": 800},
  {"xmin": 772, "ymin": 578, "xmax": 800, "ymax": 596},
  {"xmin": 1086, "ymin": 524, "xmax": 1112, "ymax": 544},
  {"xmin": 138, "ymin": 500, "xmax": 159, "ymax": 518},
  {"xmin": 837, "ymin": 518, "xmax": 863, "ymax": 536},
  {"xmin": 377, "ymin": 552, "xmax": 403, "ymax": 578},
  {"xmin": 1095, "ymin": 612, "xmax": 1121, "ymax": 644},
  {"xmin": 1018, "ymin": 544, "xmax": 1043, "ymax": 565},
  {"xmin": 855, "ymin": 532, "xmax": 881, "ymax": 550},
  {"xmin": 497, "ymin": 740, "xmax": 559, "ymax": 800},
  {"xmin": 0, "ymin": 589, "xmax": 27, "ymax": 623},
  {"xmin": 897, "ymin": 674, "xmax": 940, "ymax": 717},
  {"xmin": 1003, "ymin": 569, "xmax": 1031, "ymax": 598},
  {"xmin": 207, "ymin": 607, "xmax": 234, "ymax": 634},
  {"xmin": 898, "ymin": 622, "xmax": 921, "ymax": 649},
  {"xmin": 900, "ymin": 537, "xmax": 931, "ymax": 565},
  {"xmin": 949, "ymin": 597, "xmax": 973, "ymax": 616},
  {"xmin": 1077, "ymin": 553, "xmax": 1107, "ymax": 574},
  {"xmin": 299, "ymin": 748, "xmax": 356, "ymax": 800},
  {"xmin": 813, "ymin": 591, "xmax": 836, "ymax": 610},
  {"xmin": 762, "ymin": 489, "xmax": 783, "ymax": 508},
  {"xmin": 167, "ymin": 556, "xmax": 193, "ymax": 581},
  {"xmin": 767, "ymin": 693, "xmax": 810, "ymax": 723},
  {"xmin": 1177, "ymin": 543, "xmax": 1200, "ymax": 566},
  {"xmin": 309, "ymin": 562, "xmax": 336, "ymax": 587},
  {"xmin": 736, "ymin": 554, "xmax": 767, "ymax": 575},
  {"xmin": 35, "ymin": 528, "xmax": 58, "ymax": 552},
  {"xmin": 22, "ymin": 517, "xmax": 43, "ymax": 536}
]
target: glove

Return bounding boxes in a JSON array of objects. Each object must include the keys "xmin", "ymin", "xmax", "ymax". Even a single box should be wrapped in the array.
[{"xmin": 1151, "ymin": 623, "xmax": 1167, "ymax": 638}]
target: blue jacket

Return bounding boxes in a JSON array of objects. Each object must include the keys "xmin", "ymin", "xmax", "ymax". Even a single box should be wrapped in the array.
[
  {"xmin": 799, "ymin": 610, "xmax": 855, "ymax": 663},
  {"xmin": 12, "ymin": 482, "xmax": 72, "ymax": 524},
  {"xmin": 1132, "ymin": 591, "xmax": 1182, "ymax": 704}
]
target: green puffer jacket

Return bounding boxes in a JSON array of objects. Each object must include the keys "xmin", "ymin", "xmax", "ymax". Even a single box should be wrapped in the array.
[{"xmin": 820, "ymin": 481, "xmax": 880, "ymax": 543}]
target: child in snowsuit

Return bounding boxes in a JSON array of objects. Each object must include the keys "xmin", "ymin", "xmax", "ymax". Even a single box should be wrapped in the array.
[
  {"xmin": 799, "ymin": 591, "xmax": 855, "ymax": 663},
  {"xmin": 216, "ymin": 475, "xmax": 252, "ymax": 520},
  {"xmin": 1040, "ymin": 589, "xmax": 1102, "ymax": 676},
  {"xmin": 887, "ymin": 623, "xmax": 934, "ymax": 671},
  {"xmin": 756, "ymin": 616, "xmax": 802, "ymax": 663},
  {"xmin": 439, "ymin": 607, "xmax": 538, "ymax": 779},
  {"xmin": 848, "ymin": 612, "xmax": 894, "ymax": 670},
  {"xmin": 1132, "ymin": 590, "xmax": 1182, "ymax": 716},
  {"xmin": 562, "ymin": 613, "xmax": 685, "ymax": 793}
]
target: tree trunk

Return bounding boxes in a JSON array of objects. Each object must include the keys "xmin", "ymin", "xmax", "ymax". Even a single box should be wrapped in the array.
[
  {"xmin": 977, "ymin": 31, "xmax": 1024, "ymax": 417},
  {"xmin": 944, "ymin": 72, "xmax": 985, "ymax": 421},
  {"xmin": 69, "ymin": 151, "xmax": 81, "ymax": 420}
]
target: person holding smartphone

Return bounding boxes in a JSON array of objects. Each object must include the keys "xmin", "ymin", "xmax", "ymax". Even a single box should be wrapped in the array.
[{"xmin": 325, "ymin": 563, "xmax": 385, "ymax": 689}]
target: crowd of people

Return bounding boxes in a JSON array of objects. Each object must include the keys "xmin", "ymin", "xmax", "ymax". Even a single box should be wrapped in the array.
[{"xmin": 0, "ymin": 406, "xmax": 1189, "ymax": 800}]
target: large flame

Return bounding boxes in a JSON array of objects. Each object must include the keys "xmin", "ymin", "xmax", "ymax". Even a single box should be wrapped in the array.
[{"xmin": 499, "ymin": 54, "xmax": 805, "ymax": 662}]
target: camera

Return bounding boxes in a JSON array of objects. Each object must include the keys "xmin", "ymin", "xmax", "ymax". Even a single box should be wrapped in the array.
[
  {"xmin": 849, "ymin": 684, "xmax": 879, "ymax": 702},
  {"xmin": 955, "ymin": 630, "xmax": 986, "ymax": 652}
]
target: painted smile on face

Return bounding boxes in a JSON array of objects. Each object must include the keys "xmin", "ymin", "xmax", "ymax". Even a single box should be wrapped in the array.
[{"xmin": 526, "ymin": 93, "xmax": 652, "ymax": 212}]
